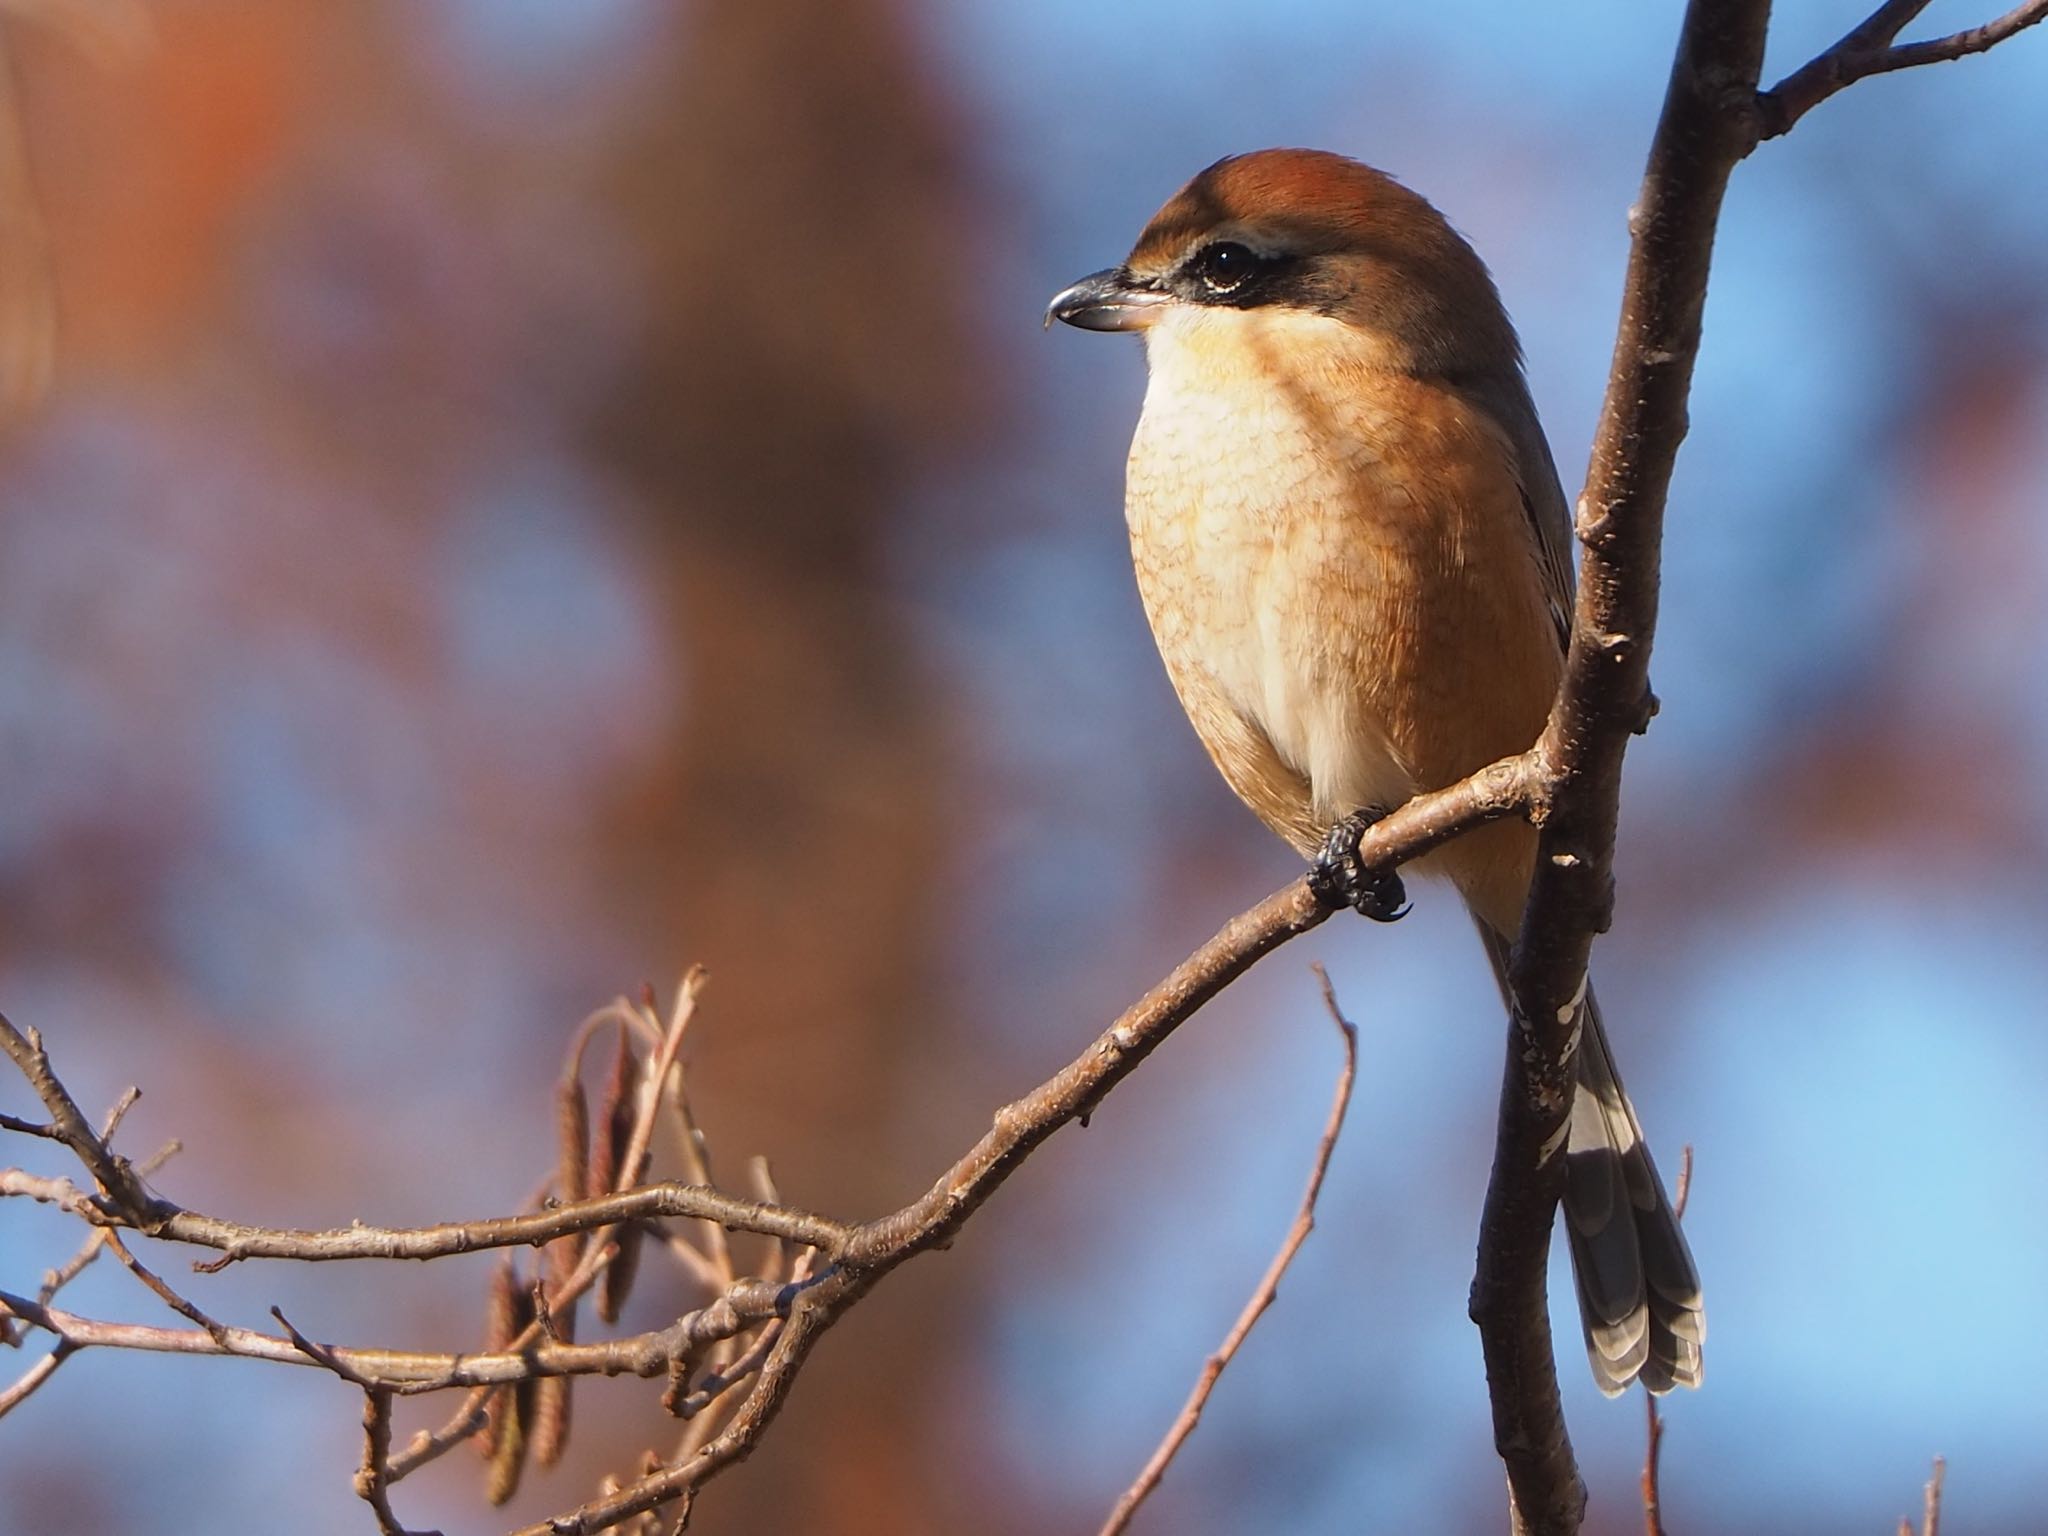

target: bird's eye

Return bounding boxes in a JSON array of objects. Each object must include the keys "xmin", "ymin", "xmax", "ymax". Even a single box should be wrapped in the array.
[{"xmin": 1194, "ymin": 241, "xmax": 1259, "ymax": 294}]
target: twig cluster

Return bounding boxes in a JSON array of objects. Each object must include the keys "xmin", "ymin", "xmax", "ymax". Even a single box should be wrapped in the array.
[
  {"xmin": 1, "ymin": 982, "xmax": 835, "ymax": 1534},
  {"xmin": 1758, "ymin": 0, "xmax": 2048, "ymax": 138},
  {"xmin": 0, "ymin": 890, "xmax": 1398, "ymax": 1533},
  {"xmin": 1097, "ymin": 967, "xmax": 1360, "ymax": 1536}
]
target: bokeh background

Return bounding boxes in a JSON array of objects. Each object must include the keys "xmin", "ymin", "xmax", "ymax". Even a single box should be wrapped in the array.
[{"xmin": 2, "ymin": 2, "xmax": 2045, "ymax": 1532}]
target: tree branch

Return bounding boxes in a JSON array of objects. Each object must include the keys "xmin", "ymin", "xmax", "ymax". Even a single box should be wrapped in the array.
[
  {"xmin": 0, "ymin": 1016, "xmax": 149, "ymax": 1223},
  {"xmin": 1758, "ymin": 0, "xmax": 2048, "ymax": 138},
  {"xmin": 354, "ymin": 1388, "xmax": 436, "ymax": 1536},
  {"xmin": 1470, "ymin": 3, "xmax": 2043, "ymax": 1527},
  {"xmin": 0, "ymin": 1274, "xmax": 802, "ymax": 1388},
  {"xmin": 491, "ymin": 763, "xmax": 1532, "ymax": 1533},
  {"xmin": 1641, "ymin": 1148, "xmax": 1693, "ymax": 1536},
  {"xmin": 1096, "ymin": 967, "xmax": 1359, "ymax": 1536},
  {"xmin": 1, "ymin": 757, "xmax": 1530, "ymax": 1534},
  {"xmin": 1473, "ymin": 4, "xmax": 1770, "ymax": 1532}
]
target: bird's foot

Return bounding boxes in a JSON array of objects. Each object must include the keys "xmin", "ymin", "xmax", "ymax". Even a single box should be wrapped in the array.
[{"xmin": 1308, "ymin": 807, "xmax": 1410, "ymax": 923}]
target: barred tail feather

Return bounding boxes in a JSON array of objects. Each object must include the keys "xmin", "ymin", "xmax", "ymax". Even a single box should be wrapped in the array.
[{"xmin": 1479, "ymin": 926, "xmax": 1705, "ymax": 1395}]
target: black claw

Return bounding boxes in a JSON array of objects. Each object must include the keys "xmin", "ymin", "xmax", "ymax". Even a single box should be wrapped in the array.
[{"xmin": 1309, "ymin": 808, "xmax": 1410, "ymax": 923}]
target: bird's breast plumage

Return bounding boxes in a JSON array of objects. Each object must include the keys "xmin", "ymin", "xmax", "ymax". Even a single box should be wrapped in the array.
[{"xmin": 1124, "ymin": 306, "xmax": 1562, "ymax": 925}]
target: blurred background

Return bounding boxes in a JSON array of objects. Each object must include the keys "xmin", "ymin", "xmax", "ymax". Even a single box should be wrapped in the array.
[{"xmin": 1, "ymin": 1, "xmax": 2045, "ymax": 1532}]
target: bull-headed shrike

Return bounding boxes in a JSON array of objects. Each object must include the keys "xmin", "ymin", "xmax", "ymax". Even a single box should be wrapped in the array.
[{"xmin": 1050, "ymin": 148, "xmax": 1702, "ymax": 1395}]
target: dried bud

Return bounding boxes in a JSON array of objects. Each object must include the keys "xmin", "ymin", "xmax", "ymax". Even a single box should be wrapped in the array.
[
  {"xmin": 530, "ymin": 1306, "xmax": 574, "ymax": 1468},
  {"xmin": 598, "ymin": 1219, "xmax": 645, "ymax": 1326},
  {"xmin": 588, "ymin": 1023, "xmax": 640, "ymax": 1199},
  {"xmin": 547, "ymin": 1068, "xmax": 592, "ymax": 1299},
  {"xmin": 661, "ymin": 1349, "xmax": 691, "ymax": 1418},
  {"xmin": 477, "ymin": 1259, "xmax": 533, "ymax": 1461},
  {"xmin": 484, "ymin": 1379, "xmax": 530, "ymax": 1506}
]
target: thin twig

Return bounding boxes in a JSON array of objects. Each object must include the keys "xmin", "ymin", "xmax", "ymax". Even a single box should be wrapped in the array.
[
  {"xmin": 32, "ymin": 1143, "xmax": 178, "ymax": 1308},
  {"xmin": 618, "ymin": 971, "xmax": 705, "ymax": 1199},
  {"xmin": 97, "ymin": 1086, "xmax": 141, "ymax": 1144},
  {"xmin": 669, "ymin": 1238, "xmax": 815, "ymax": 1473},
  {"xmin": 1097, "ymin": 967, "xmax": 1359, "ymax": 1536},
  {"xmin": 38, "ymin": 1228, "xmax": 110, "ymax": 1305},
  {"xmin": 1641, "ymin": 1397, "xmax": 1669, "ymax": 1536},
  {"xmin": 0, "ymin": 1340, "xmax": 73, "ymax": 1419},
  {"xmin": 161, "ymin": 1184, "xmax": 845, "ymax": 1270},
  {"xmin": 1922, "ymin": 1457, "xmax": 1946, "ymax": 1536},
  {"xmin": 664, "ymin": 1318, "xmax": 785, "ymax": 1423},
  {"xmin": 654, "ymin": 975, "xmax": 733, "ymax": 1289},
  {"xmin": 0, "ymin": 1015, "xmax": 147, "ymax": 1220},
  {"xmin": 657, "ymin": 1229, "xmax": 728, "ymax": 1293},
  {"xmin": 103, "ymin": 1229, "xmax": 230, "ymax": 1342},
  {"xmin": 386, "ymin": 1387, "xmax": 495, "ymax": 1484},
  {"xmin": 1641, "ymin": 1146, "xmax": 1694, "ymax": 1536},
  {"xmin": 1757, "ymin": 0, "xmax": 2048, "ymax": 138},
  {"xmin": 0, "ymin": 1018, "xmax": 843, "ymax": 1265},
  {"xmin": 354, "ymin": 1387, "xmax": 439, "ymax": 1536},
  {"xmin": 0, "ymin": 1275, "xmax": 804, "ymax": 1389}
]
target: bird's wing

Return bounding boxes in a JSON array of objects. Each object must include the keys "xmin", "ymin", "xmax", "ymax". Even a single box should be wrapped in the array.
[
  {"xmin": 1467, "ymin": 371, "xmax": 1576, "ymax": 651},
  {"xmin": 1520, "ymin": 479, "xmax": 1574, "ymax": 651}
]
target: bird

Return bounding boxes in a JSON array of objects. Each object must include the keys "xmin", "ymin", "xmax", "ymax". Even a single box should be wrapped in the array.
[{"xmin": 1048, "ymin": 148, "xmax": 1702, "ymax": 1396}]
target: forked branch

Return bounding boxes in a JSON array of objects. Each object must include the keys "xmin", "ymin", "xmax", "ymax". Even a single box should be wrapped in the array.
[{"xmin": 1759, "ymin": 0, "xmax": 2048, "ymax": 138}]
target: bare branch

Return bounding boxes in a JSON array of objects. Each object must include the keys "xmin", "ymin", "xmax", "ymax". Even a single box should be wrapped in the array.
[
  {"xmin": 1474, "ymin": 5, "xmax": 1769, "ymax": 1531},
  {"xmin": 512, "ymin": 773, "xmax": 1537, "ymax": 1536},
  {"xmin": 0, "ymin": 1340, "xmax": 73, "ymax": 1420},
  {"xmin": 1921, "ymin": 1457, "xmax": 1946, "ymax": 1536},
  {"xmin": 1758, "ymin": 0, "xmax": 2048, "ymax": 138},
  {"xmin": 1474, "ymin": 3, "xmax": 2043, "ymax": 1527},
  {"xmin": 0, "ymin": 753, "xmax": 1540, "ymax": 1535},
  {"xmin": 0, "ymin": 1014, "xmax": 149, "ymax": 1222},
  {"xmin": 1096, "ymin": 968, "xmax": 1359, "ymax": 1536},
  {"xmin": 103, "ymin": 1228, "xmax": 231, "ymax": 1343},
  {"xmin": 0, "ymin": 1274, "xmax": 804, "ymax": 1390},
  {"xmin": 499, "ymin": 876, "xmax": 1370, "ymax": 1532},
  {"xmin": 1640, "ymin": 1147, "xmax": 1693, "ymax": 1536},
  {"xmin": 175, "ymin": 1185, "xmax": 840, "ymax": 1269},
  {"xmin": 387, "ymin": 1388, "xmax": 495, "ymax": 1485},
  {"xmin": 353, "ymin": 1387, "xmax": 439, "ymax": 1536}
]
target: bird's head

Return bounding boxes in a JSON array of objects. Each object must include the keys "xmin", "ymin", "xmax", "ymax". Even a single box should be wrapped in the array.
[{"xmin": 1048, "ymin": 148, "xmax": 1518, "ymax": 381}]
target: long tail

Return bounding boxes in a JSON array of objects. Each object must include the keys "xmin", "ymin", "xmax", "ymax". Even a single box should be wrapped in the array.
[{"xmin": 1479, "ymin": 926, "xmax": 1705, "ymax": 1395}]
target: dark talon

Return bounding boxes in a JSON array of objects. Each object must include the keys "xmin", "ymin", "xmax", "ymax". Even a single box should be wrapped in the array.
[{"xmin": 1308, "ymin": 807, "xmax": 1410, "ymax": 922}]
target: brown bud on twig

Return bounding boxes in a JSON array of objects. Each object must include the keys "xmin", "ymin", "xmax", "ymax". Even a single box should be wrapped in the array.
[
  {"xmin": 485, "ymin": 1376, "xmax": 531, "ymax": 1507},
  {"xmin": 661, "ymin": 1348, "xmax": 692, "ymax": 1418},
  {"xmin": 480, "ymin": 1259, "xmax": 538, "ymax": 1503},
  {"xmin": 599, "ymin": 1220, "xmax": 645, "ymax": 1327},
  {"xmin": 547, "ymin": 1067, "xmax": 591, "ymax": 1309},
  {"xmin": 530, "ymin": 1306, "xmax": 574, "ymax": 1468},
  {"xmin": 590, "ymin": 1022, "xmax": 645, "ymax": 1324},
  {"xmin": 588, "ymin": 1023, "xmax": 639, "ymax": 1201},
  {"xmin": 476, "ymin": 1258, "xmax": 531, "ymax": 1461}
]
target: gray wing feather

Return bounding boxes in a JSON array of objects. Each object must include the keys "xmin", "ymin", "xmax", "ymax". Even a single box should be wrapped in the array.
[{"xmin": 1464, "ymin": 368, "xmax": 1575, "ymax": 649}]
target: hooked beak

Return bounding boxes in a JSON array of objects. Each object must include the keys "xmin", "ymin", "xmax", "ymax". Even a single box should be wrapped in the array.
[{"xmin": 1045, "ymin": 267, "xmax": 1168, "ymax": 332}]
